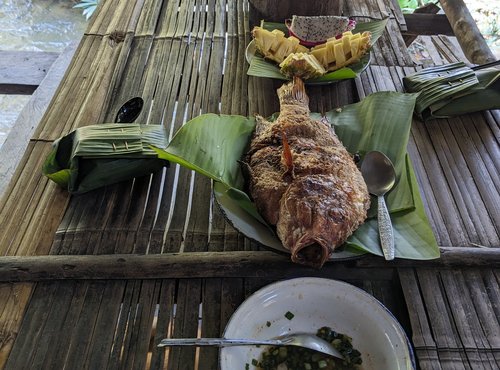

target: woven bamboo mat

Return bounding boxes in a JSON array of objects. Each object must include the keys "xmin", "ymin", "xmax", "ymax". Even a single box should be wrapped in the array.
[
  {"xmin": 0, "ymin": 0, "xmax": 499, "ymax": 369},
  {"xmin": 1, "ymin": 275, "xmax": 408, "ymax": 370}
]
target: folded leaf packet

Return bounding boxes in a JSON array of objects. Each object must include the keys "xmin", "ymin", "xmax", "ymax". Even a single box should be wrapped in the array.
[
  {"xmin": 42, "ymin": 124, "xmax": 168, "ymax": 194},
  {"xmin": 403, "ymin": 62, "xmax": 500, "ymax": 120}
]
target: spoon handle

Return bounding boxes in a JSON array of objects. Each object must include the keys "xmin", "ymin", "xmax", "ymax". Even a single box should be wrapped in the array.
[
  {"xmin": 377, "ymin": 195, "xmax": 395, "ymax": 260},
  {"xmin": 158, "ymin": 338, "xmax": 282, "ymax": 348}
]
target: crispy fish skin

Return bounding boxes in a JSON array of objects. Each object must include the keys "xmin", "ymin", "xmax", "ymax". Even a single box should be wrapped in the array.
[{"xmin": 246, "ymin": 77, "xmax": 370, "ymax": 268}]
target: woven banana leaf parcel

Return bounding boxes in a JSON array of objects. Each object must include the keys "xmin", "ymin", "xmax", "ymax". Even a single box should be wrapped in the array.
[
  {"xmin": 403, "ymin": 62, "xmax": 500, "ymax": 120},
  {"xmin": 154, "ymin": 92, "xmax": 439, "ymax": 260},
  {"xmin": 42, "ymin": 124, "xmax": 168, "ymax": 194}
]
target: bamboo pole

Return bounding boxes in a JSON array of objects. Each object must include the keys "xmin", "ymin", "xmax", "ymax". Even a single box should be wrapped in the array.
[
  {"xmin": 0, "ymin": 247, "xmax": 498, "ymax": 282},
  {"xmin": 439, "ymin": 0, "xmax": 496, "ymax": 64}
]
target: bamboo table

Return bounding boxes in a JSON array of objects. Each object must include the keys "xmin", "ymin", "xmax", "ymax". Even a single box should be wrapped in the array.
[{"xmin": 0, "ymin": 1, "xmax": 499, "ymax": 369}]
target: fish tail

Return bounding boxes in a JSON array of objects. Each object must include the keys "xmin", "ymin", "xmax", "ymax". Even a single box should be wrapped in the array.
[{"xmin": 277, "ymin": 76, "xmax": 309, "ymax": 109}]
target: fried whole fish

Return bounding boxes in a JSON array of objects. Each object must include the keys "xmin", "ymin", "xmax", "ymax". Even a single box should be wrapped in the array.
[{"xmin": 246, "ymin": 77, "xmax": 370, "ymax": 268}]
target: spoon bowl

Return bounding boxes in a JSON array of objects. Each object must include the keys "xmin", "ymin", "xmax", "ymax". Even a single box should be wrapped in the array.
[
  {"xmin": 361, "ymin": 151, "xmax": 397, "ymax": 260},
  {"xmin": 115, "ymin": 97, "xmax": 144, "ymax": 123},
  {"xmin": 158, "ymin": 333, "xmax": 344, "ymax": 360}
]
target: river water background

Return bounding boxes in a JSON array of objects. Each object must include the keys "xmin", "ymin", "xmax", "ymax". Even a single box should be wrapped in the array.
[{"xmin": 0, "ymin": 0, "xmax": 86, "ymax": 148}]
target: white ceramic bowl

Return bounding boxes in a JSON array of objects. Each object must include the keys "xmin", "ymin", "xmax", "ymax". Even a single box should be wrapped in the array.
[{"xmin": 220, "ymin": 277, "xmax": 415, "ymax": 370}]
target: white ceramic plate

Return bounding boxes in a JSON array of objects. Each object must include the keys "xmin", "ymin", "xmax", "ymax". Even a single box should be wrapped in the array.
[{"xmin": 220, "ymin": 277, "xmax": 415, "ymax": 370}]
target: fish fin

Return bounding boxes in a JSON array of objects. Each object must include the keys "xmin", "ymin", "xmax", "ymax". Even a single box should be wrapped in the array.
[
  {"xmin": 277, "ymin": 77, "xmax": 309, "ymax": 108},
  {"xmin": 255, "ymin": 114, "xmax": 271, "ymax": 135},
  {"xmin": 281, "ymin": 130, "xmax": 295, "ymax": 179},
  {"xmin": 291, "ymin": 76, "xmax": 307, "ymax": 102},
  {"xmin": 238, "ymin": 160, "xmax": 253, "ymax": 193},
  {"xmin": 319, "ymin": 115, "xmax": 335, "ymax": 132},
  {"xmin": 238, "ymin": 160, "xmax": 252, "ymax": 180}
]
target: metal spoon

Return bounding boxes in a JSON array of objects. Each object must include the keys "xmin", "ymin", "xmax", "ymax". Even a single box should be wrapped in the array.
[
  {"xmin": 360, "ymin": 151, "xmax": 396, "ymax": 260},
  {"xmin": 115, "ymin": 97, "xmax": 144, "ymax": 123},
  {"xmin": 158, "ymin": 333, "xmax": 344, "ymax": 360}
]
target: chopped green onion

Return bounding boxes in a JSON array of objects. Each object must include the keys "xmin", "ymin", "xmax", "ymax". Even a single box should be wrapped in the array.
[
  {"xmin": 318, "ymin": 360, "xmax": 328, "ymax": 368},
  {"xmin": 284, "ymin": 311, "xmax": 295, "ymax": 320},
  {"xmin": 279, "ymin": 347, "xmax": 287, "ymax": 357}
]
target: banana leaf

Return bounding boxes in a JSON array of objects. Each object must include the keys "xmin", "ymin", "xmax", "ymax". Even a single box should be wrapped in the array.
[
  {"xmin": 42, "ymin": 123, "xmax": 168, "ymax": 194},
  {"xmin": 154, "ymin": 92, "xmax": 439, "ymax": 260},
  {"xmin": 403, "ymin": 62, "xmax": 500, "ymax": 120},
  {"xmin": 247, "ymin": 18, "xmax": 389, "ymax": 83},
  {"xmin": 152, "ymin": 114, "xmax": 268, "ymax": 225}
]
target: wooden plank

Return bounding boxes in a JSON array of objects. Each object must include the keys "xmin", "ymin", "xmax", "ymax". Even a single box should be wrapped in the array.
[
  {"xmin": 59, "ymin": 281, "xmax": 107, "ymax": 369},
  {"xmin": 416, "ymin": 269, "xmax": 468, "ymax": 368},
  {"xmin": 34, "ymin": 35, "xmax": 111, "ymax": 141},
  {"xmin": 0, "ymin": 144, "xmax": 70, "ymax": 257},
  {"xmin": 1, "ymin": 248, "xmax": 500, "ymax": 282},
  {"xmin": 198, "ymin": 278, "xmax": 223, "ymax": 370},
  {"xmin": 0, "ymin": 51, "xmax": 58, "ymax": 94},
  {"xmin": 0, "ymin": 43, "xmax": 77, "ymax": 198},
  {"xmin": 149, "ymin": 279, "xmax": 176, "ymax": 370},
  {"xmin": 84, "ymin": 280, "xmax": 127, "ymax": 369},
  {"xmin": 410, "ymin": 118, "xmax": 470, "ymax": 246},
  {"xmin": 440, "ymin": 270, "xmax": 496, "ymax": 368},
  {"xmin": 398, "ymin": 268, "xmax": 441, "ymax": 370},
  {"xmin": 167, "ymin": 279, "xmax": 202, "ymax": 370},
  {"xmin": 87, "ymin": 0, "xmax": 145, "ymax": 36},
  {"xmin": 3, "ymin": 282, "xmax": 58, "ymax": 370},
  {"xmin": 120, "ymin": 280, "xmax": 160, "ymax": 370},
  {"xmin": 40, "ymin": 282, "xmax": 89, "ymax": 369},
  {"xmin": 403, "ymin": 14, "xmax": 454, "ymax": 37},
  {"xmin": 107, "ymin": 280, "xmax": 142, "ymax": 370},
  {"xmin": 27, "ymin": 282, "xmax": 78, "ymax": 369},
  {"xmin": 0, "ymin": 283, "xmax": 33, "ymax": 369},
  {"xmin": 440, "ymin": 0, "xmax": 496, "ymax": 64},
  {"xmin": 249, "ymin": 0, "xmax": 342, "ymax": 24}
]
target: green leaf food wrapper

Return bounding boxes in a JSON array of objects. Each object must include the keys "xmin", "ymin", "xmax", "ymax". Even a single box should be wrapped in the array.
[
  {"xmin": 403, "ymin": 62, "xmax": 500, "ymax": 120},
  {"xmin": 42, "ymin": 124, "xmax": 168, "ymax": 194}
]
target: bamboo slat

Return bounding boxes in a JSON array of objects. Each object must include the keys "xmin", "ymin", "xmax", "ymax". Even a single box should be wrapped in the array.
[
  {"xmin": 2, "ymin": 282, "xmax": 61, "ymax": 369},
  {"xmin": 198, "ymin": 278, "xmax": 223, "ymax": 369},
  {"xmin": 0, "ymin": 283, "xmax": 32, "ymax": 368},
  {"xmin": 167, "ymin": 279, "xmax": 202, "ymax": 369},
  {"xmin": 401, "ymin": 268, "xmax": 500, "ymax": 369},
  {"xmin": 106, "ymin": 280, "xmax": 142, "ymax": 369}
]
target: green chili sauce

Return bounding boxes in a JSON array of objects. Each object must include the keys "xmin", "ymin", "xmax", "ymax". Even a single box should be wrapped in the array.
[{"xmin": 254, "ymin": 327, "xmax": 362, "ymax": 370}]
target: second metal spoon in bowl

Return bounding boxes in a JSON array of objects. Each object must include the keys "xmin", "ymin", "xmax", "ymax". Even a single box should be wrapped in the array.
[{"xmin": 360, "ymin": 151, "xmax": 396, "ymax": 260}]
